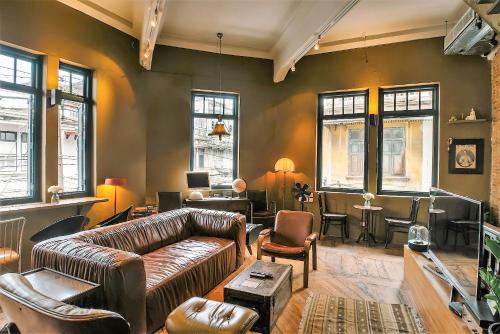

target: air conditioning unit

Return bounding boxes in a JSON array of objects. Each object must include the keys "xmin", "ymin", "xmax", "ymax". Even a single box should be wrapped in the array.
[{"xmin": 444, "ymin": 8, "xmax": 496, "ymax": 56}]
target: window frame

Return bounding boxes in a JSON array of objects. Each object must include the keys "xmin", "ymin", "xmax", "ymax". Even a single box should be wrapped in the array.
[
  {"xmin": 57, "ymin": 62, "xmax": 93, "ymax": 198},
  {"xmin": 190, "ymin": 90, "xmax": 239, "ymax": 189},
  {"xmin": 0, "ymin": 44, "xmax": 42, "ymax": 205},
  {"xmin": 316, "ymin": 89, "xmax": 369, "ymax": 193},
  {"xmin": 377, "ymin": 84, "xmax": 439, "ymax": 197}
]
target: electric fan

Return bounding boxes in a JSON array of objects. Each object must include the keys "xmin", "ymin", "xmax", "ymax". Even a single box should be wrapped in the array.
[{"xmin": 293, "ymin": 183, "xmax": 312, "ymax": 211}]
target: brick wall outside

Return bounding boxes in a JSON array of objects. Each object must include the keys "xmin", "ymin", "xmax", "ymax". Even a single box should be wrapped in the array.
[{"xmin": 491, "ymin": 52, "xmax": 500, "ymax": 223}]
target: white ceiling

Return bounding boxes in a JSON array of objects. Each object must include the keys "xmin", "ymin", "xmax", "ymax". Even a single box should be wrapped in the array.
[{"xmin": 56, "ymin": 0, "xmax": 469, "ymax": 81}]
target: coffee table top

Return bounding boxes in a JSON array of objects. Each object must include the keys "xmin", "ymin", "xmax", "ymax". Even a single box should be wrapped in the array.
[
  {"xmin": 225, "ymin": 260, "xmax": 292, "ymax": 298},
  {"xmin": 353, "ymin": 204, "xmax": 383, "ymax": 211}
]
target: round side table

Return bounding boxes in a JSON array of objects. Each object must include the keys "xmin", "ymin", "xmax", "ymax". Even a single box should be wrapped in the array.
[{"xmin": 353, "ymin": 205, "xmax": 383, "ymax": 246}]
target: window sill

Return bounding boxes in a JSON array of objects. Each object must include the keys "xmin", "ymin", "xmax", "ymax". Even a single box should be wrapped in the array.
[{"xmin": 0, "ymin": 197, "xmax": 108, "ymax": 215}]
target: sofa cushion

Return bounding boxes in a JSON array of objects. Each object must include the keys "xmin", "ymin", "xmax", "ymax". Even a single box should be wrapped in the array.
[{"xmin": 142, "ymin": 236, "xmax": 237, "ymax": 332}]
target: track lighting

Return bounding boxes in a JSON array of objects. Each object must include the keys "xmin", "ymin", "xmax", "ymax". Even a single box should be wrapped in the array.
[
  {"xmin": 314, "ymin": 35, "xmax": 321, "ymax": 51},
  {"xmin": 291, "ymin": 63, "xmax": 296, "ymax": 72}
]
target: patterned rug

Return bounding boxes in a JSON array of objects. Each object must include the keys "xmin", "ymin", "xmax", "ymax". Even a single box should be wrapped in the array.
[{"xmin": 298, "ymin": 294, "xmax": 426, "ymax": 334}]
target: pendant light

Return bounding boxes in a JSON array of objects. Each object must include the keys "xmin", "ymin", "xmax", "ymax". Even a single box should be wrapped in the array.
[{"xmin": 208, "ymin": 32, "xmax": 231, "ymax": 141}]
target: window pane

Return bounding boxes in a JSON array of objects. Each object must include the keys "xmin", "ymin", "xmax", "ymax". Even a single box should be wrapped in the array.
[
  {"xmin": 58, "ymin": 69, "xmax": 71, "ymax": 93},
  {"xmin": 380, "ymin": 116, "xmax": 434, "ymax": 192},
  {"xmin": 58, "ymin": 99, "xmax": 86, "ymax": 192},
  {"xmin": 420, "ymin": 90, "xmax": 433, "ymax": 109},
  {"xmin": 71, "ymin": 73, "xmax": 84, "ymax": 96},
  {"xmin": 343, "ymin": 96, "xmax": 353, "ymax": 114},
  {"xmin": 204, "ymin": 97, "xmax": 214, "ymax": 114},
  {"xmin": 321, "ymin": 118, "xmax": 365, "ymax": 190},
  {"xmin": 16, "ymin": 59, "xmax": 32, "ymax": 86},
  {"xmin": 354, "ymin": 96, "xmax": 365, "ymax": 114},
  {"xmin": 224, "ymin": 98, "xmax": 233, "ymax": 115},
  {"xmin": 214, "ymin": 97, "xmax": 223, "ymax": 114},
  {"xmin": 333, "ymin": 98, "xmax": 343, "ymax": 115},
  {"xmin": 383, "ymin": 93, "xmax": 394, "ymax": 111},
  {"xmin": 0, "ymin": 88, "xmax": 34, "ymax": 199},
  {"xmin": 193, "ymin": 117, "xmax": 234, "ymax": 186},
  {"xmin": 0, "ymin": 55, "xmax": 15, "ymax": 83},
  {"xmin": 408, "ymin": 91, "xmax": 419, "ymax": 110},
  {"xmin": 323, "ymin": 98, "xmax": 333, "ymax": 116},
  {"xmin": 194, "ymin": 96, "xmax": 204, "ymax": 114},
  {"xmin": 395, "ymin": 92, "xmax": 407, "ymax": 111}
]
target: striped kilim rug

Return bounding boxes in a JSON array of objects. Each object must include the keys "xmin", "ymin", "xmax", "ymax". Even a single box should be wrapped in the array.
[{"xmin": 298, "ymin": 294, "xmax": 426, "ymax": 334}]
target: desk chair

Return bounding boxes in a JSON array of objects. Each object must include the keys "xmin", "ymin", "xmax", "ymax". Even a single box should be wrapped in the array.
[
  {"xmin": 157, "ymin": 192, "xmax": 183, "ymax": 213},
  {"xmin": 247, "ymin": 189, "xmax": 276, "ymax": 228},
  {"xmin": 99, "ymin": 206, "xmax": 132, "ymax": 227}
]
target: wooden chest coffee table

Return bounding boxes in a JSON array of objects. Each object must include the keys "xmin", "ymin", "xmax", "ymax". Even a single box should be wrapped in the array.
[{"xmin": 224, "ymin": 260, "xmax": 292, "ymax": 334}]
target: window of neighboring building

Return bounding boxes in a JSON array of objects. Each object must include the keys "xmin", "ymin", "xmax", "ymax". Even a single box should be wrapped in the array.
[
  {"xmin": 0, "ymin": 45, "xmax": 41, "ymax": 204},
  {"xmin": 377, "ymin": 84, "xmax": 438, "ymax": 195},
  {"xmin": 191, "ymin": 91, "xmax": 238, "ymax": 188},
  {"xmin": 317, "ymin": 90, "xmax": 368, "ymax": 192},
  {"xmin": 57, "ymin": 63, "xmax": 92, "ymax": 196}
]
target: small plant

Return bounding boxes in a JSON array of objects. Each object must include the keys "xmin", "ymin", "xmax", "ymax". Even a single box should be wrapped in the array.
[{"xmin": 480, "ymin": 238, "xmax": 500, "ymax": 313}]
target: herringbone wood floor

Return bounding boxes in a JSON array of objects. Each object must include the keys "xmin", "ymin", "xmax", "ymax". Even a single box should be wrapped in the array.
[{"xmin": 205, "ymin": 239, "xmax": 411, "ymax": 334}]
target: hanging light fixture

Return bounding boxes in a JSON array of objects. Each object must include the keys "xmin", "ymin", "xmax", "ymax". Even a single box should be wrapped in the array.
[{"xmin": 208, "ymin": 32, "xmax": 231, "ymax": 141}]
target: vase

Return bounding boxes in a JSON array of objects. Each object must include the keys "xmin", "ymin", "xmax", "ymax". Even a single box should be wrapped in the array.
[
  {"xmin": 364, "ymin": 200, "xmax": 371, "ymax": 207},
  {"xmin": 51, "ymin": 192, "xmax": 60, "ymax": 204}
]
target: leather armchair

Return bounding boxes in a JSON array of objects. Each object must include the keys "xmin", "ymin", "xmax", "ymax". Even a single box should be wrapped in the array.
[
  {"xmin": 0, "ymin": 273, "xmax": 130, "ymax": 334},
  {"xmin": 257, "ymin": 210, "xmax": 317, "ymax": 288}
]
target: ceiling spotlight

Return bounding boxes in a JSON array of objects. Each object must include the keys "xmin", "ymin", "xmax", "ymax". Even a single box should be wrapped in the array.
[
  {"xmin": 291, "ymin": 63, "xmax": 296, "ymax": 72},
  {"xmin": 314, "ymin": 35, "xmax": 321, "ymax": 51}
]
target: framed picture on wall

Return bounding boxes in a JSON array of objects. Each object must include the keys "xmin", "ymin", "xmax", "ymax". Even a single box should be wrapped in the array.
[{"xmin": 448, "ymin": 138, "xmax": 484, "ymax": 174}]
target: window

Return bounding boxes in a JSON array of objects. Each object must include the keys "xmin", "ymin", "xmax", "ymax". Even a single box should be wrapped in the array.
[
  {"xmin": 57, "ymin": 63, "xmax": 92, "ymax": 195},
  {"xmin": 0, "ymin": 45, "xmax": 41, "ymax": 204},
  {"xmin": 317, "ymin": 90, "xmax": 368, "ymax": 192},
  {"xmin": 378, "ymin": 84, "xmax": 438, "ymax": 195},
  {"xmin": 191, "ymin": 91, "xmax": 238, "ymax": 188}
]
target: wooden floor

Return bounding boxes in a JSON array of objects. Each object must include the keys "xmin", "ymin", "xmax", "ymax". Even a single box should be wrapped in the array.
[{"xmin": 205, "ymin": 239, "xmax": 412, "ymax": 334}]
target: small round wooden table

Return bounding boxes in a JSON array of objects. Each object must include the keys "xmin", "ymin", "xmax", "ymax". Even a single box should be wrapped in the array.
[{"xmin": 353, "ymin": 205, "xmax": 383, "ymax": 246}]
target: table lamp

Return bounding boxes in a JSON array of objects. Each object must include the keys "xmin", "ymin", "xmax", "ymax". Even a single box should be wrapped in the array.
[
  {"xmin": 104, "ymin": 178, "xmax": 127, "ymax": 215},
  {"xmin": 274, "ymin": 158, "xmax": 295, "ymax": 209}
]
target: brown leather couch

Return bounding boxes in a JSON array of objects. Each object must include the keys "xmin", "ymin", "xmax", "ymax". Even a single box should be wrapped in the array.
[{"xmin": 31, "ymin": 208, "xmax": 246, "ymax": 334}]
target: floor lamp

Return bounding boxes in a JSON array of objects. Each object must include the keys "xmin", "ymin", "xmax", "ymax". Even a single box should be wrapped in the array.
[
  {"xmin": 274, "ymin": 158, "xmax": 295, "ymax": 210},
  {"xmin": 104, "ymin": 178, "xmax": 127, "ymax": 215}
]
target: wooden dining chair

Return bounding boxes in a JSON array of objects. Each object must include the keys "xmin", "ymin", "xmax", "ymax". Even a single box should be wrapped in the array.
[
  {"xmin": 384, "ymin": 197, "xmax": 420, "ymax": 248},
  {"xmin": 318, "ymin": 192, "xmax": 348, "ymax": 242},
  {"xmin": 257, "ymin": 210, "xmax": 317, "ymax": 288},
  {"xmin": 0, "ymin": 217, "xmax": 25, "ymax": 274}
]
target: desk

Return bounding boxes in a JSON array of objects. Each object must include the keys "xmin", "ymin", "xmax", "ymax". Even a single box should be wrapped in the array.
[
  {"xmin": 353, "ymin": 205, "xmax": 383, "ymax": 246},
  {"xmin": 184, "ymin": 197, "xmax": 250, "ymax": 217}
]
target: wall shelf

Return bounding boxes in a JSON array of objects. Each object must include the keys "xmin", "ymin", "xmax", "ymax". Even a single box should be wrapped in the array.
[{"xmin": 448, "ymin": 119, "xmax": 489, "ymax": 125}]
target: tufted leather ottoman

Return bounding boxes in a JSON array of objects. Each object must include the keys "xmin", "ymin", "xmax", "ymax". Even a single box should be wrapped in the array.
[{"xmin": 165, "ymin": 297, "xmax": 259, "ymax": 334}]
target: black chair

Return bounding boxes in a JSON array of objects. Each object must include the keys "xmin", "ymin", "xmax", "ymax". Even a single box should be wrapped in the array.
[
  {"xmin": 0, "ymin": 273, "xmax": 130, "ymax": 334},
  {"xmin": 444, "ymin": 203, "xmax": 479, "ymax": 249},
  {"xmin": 157, "ymin": 192, "xmax": 182, "ymax": 213},
  {"xmin": 246, "ymin": 189, "xmax": 276, "ymax": 228},
  {"xmin": 30, "ymin": 215, "xmax": 87, "ymax": 243},
  {"xmin": 99, "ymin": 206, "xmax": 132, "ymax": 227},
  {"xmin": 318, "ymin": 192, "xmax": 348, "ymax": 242},
  {"xmin": 384, "ymin": 197, "xmax": 421, "ymax": 248}
]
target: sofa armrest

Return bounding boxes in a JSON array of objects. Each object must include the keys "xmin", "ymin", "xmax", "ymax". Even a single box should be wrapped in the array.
[
  {"xmin": 31, "ymin": 238, "xmax": 146, "ymax": 334},
  {"xmin": 189, "ymin": 209, "xmax": 247, "ymax": 268}
]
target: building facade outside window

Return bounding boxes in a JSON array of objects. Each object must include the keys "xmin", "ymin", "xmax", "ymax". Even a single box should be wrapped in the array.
[
  {"xmin": 0, "ymin": 45, "xmax": 41, "ymax": 204},
  {"xmin": 57, "ymin": 63, "xmax": 92, "ymax": 196},
  {"xmin": 378, "ymin": 84, "xmax": 438, "ymax": 195},
  {"xmin": 191, "ymin": 91, "xmax": 238, "ymax": 188},
  {"xmin": 317, "ymin": 89, "xmax": 368, "ymax": 192}
]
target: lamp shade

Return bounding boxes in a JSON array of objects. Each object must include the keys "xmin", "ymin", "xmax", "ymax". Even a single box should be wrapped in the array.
[
  {"xmin": 208, "ymin": 115, "xmax": 230, "ymax": 140},
  {"xmin": 104, "ymin": 178, "xmax": 127, "ymax": 186},
  {"xmin": 274, "ymin": 158, "xmax": 295, "ymax": 172}
]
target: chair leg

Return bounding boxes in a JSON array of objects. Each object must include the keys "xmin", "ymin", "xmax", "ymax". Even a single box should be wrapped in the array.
[
  {"xmin": 246, "ymin": 244, "xmax": 253, "ymax": 255},
  {"xmin": 340, "ymin": 222, "xmax": 345, "ymax": 243},
  {"xmin": 344, "ymin": 219, "xmax": 349, "ymax": 239},
  {"xmin": 303, "ymin": 256, "xmax": 309, "ymax": 288},
  {"xmin": 312, "ymin": 241, "xmax": 317, "ymax": 270},
  {"xmin": 454, "ymin": 228, "xmax": 458, "ymax": 250},
  {"xmin": 271, "ymin": 256, "xmax": 275, "ymax": 262},
  {"xmin": 318, "ymin": 218, "xmax": 323, "ymax": 241},
  {"xmin": 385, "ymin": 224, "xmax": 390, "ymax": 248}
]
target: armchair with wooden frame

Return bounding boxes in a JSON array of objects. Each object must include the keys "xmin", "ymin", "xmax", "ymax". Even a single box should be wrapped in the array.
[{"xmin": 257, "ymin": 210, "xmax": 317, "ymax": 288}]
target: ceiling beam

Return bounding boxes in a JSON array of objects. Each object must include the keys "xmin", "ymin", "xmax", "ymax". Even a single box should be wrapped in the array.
[
  {"xmin": 271, "ymin": 0, "xmax": 359, "ymax": 83},
  {"xmin": 139, "ymin": 0, "xmax": 168, "ymax": 70}
]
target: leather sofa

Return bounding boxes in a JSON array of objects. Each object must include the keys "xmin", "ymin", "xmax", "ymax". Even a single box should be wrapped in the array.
[{"xmin": 31, "ymin": 208, "xmax": 246, "ymax": 334}]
